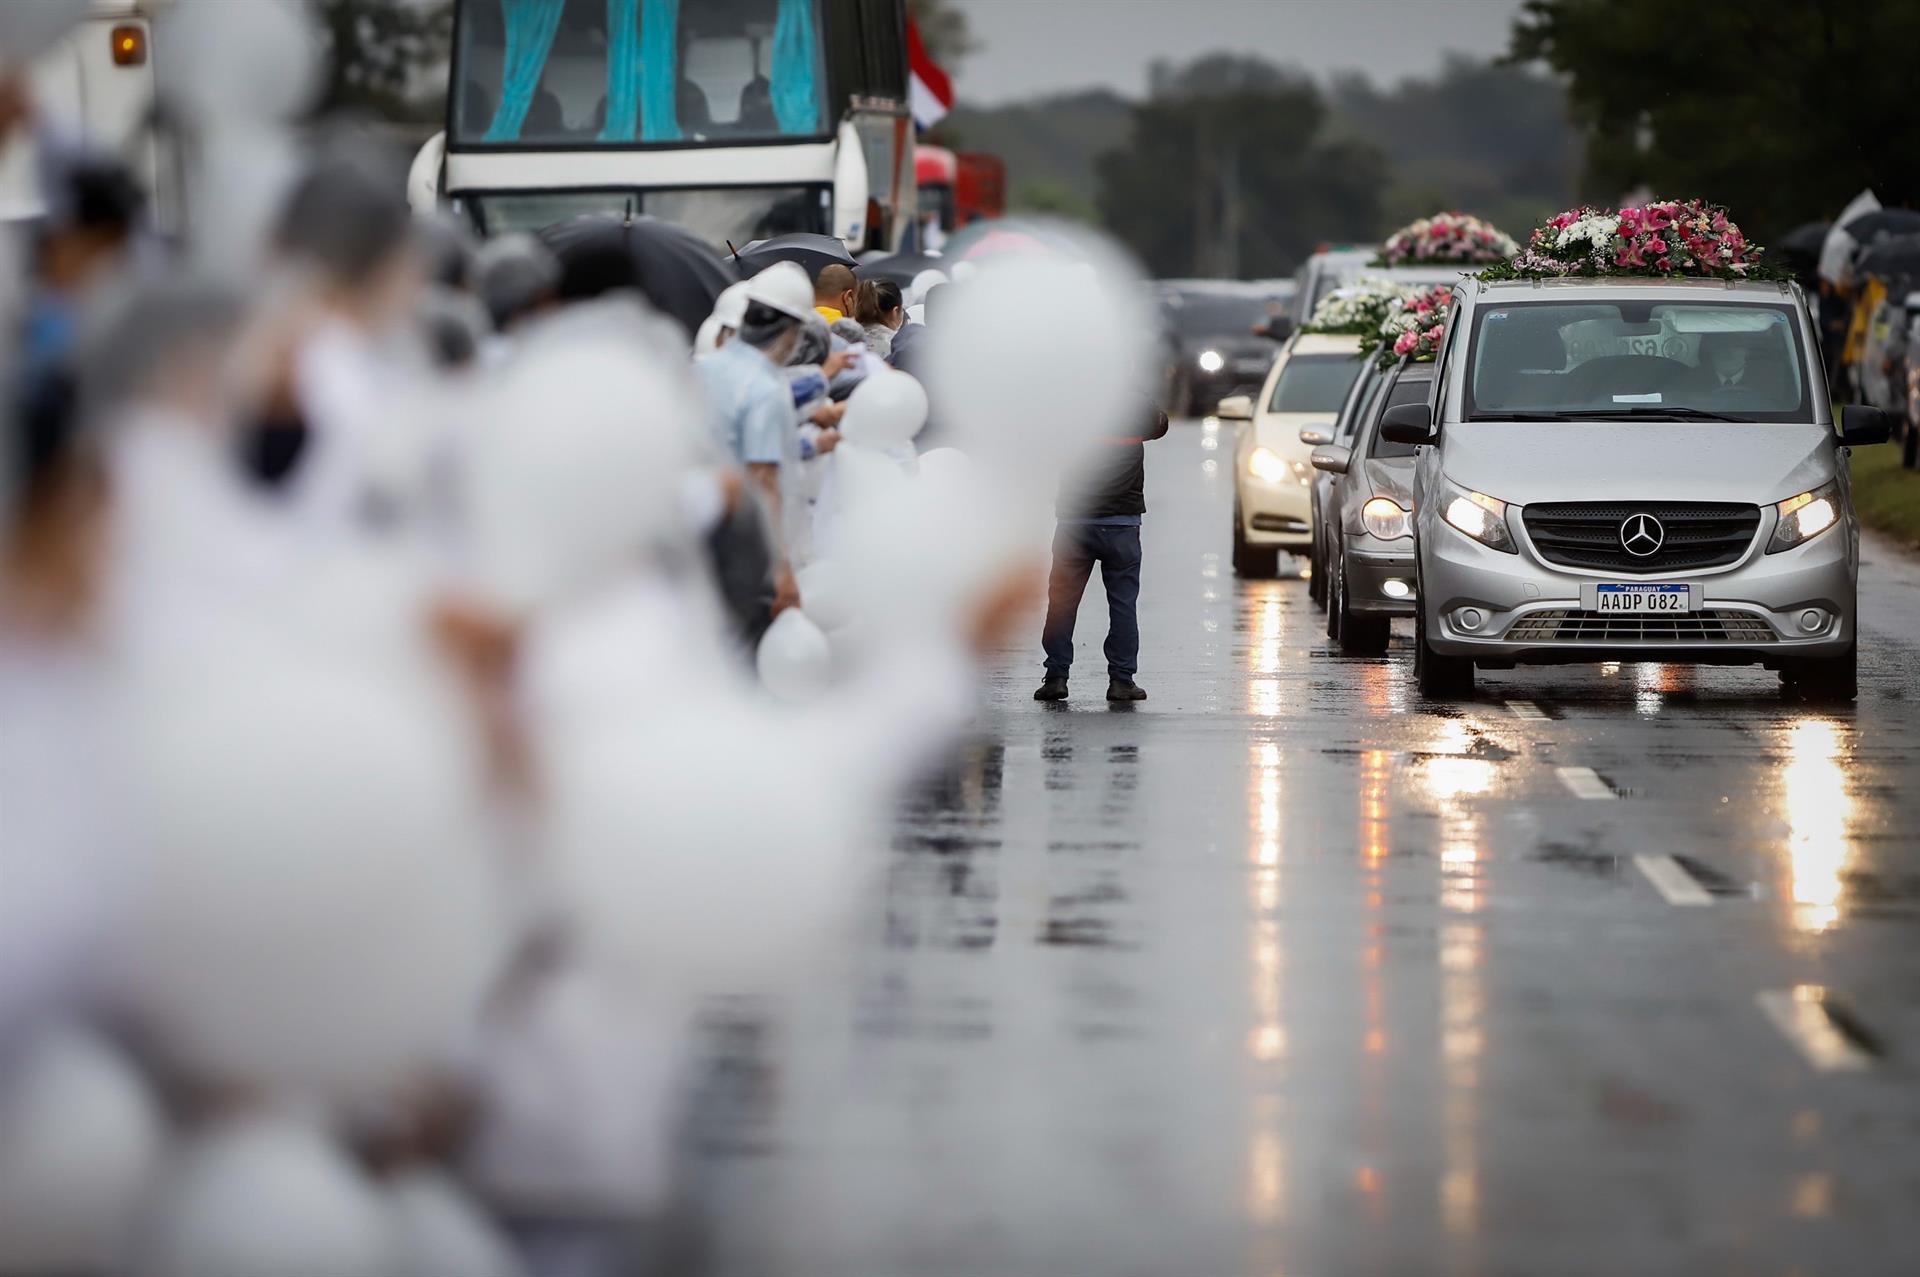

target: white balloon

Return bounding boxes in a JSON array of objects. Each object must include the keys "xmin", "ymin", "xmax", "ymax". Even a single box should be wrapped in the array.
[
  {"xmin": 144, "ymin": 1112, "xmax": 394, "ymax": 1277},
  {"xmin": 0, "ymin": 1028, "xmax": 165, "ymax": 1275},
  {"xmin": 122, "ymin": 646, "xmax": 501, "ymax": 1098},
  {"xmin": 795, "ymin": 561, "xmax": 855, "ymax": 632},
  {"xmin": 548, "ymin": 704, "xmax": 873, "ymax": 993},
  {"xmin": 923, "ymin": 222, "xmax": 1155, "ymax": 498},
  {"xmin": 906, "ymin": 269, "xmax": 949, "ymax": 309},
  {"xmin": 387, "ymin": 1170, "xmax": 525, "ymax": 1277},
  {"xmin": 756, "ymin": 609, "xmax": 833, "ymax": 702},
  {"xmin": 839, "ymin": 369, "xmax": 928, "ymax": 449},
  {"xmin": 159, "ymin": 0, "xmax": 320, "ymax": 124},
  {"xmin": 914, "ymin": 446, "xmax": 974, "ymax": 488},
  {"xmin": 465, "ymin": 325, "xmax": 699, "ymax": 613},
  {"xmin": 832, "ymin": 440, "xmax": 911, "ymax": 516}
]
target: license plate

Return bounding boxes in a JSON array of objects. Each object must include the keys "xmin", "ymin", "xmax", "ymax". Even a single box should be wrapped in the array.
[{"xmin": 1587, "ymin": 584, "xmax": 1694, "ymax": 613}]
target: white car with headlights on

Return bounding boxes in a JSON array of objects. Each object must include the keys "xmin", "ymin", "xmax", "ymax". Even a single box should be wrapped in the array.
[
  {"xmin": 1389, "ymin": 276, "xmax": 1893, "ymax": 702},
  {"xmin": 1221, "ymin": 332, "xmax": 1368, "ymax": 578}
]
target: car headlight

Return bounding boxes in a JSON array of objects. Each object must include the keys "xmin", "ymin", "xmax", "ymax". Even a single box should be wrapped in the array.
[
  {"xmin": 1440, "ymin": 480, "xmax": 1516, "ymax": 553},
  {"xmin": 1768, "ymin": 480, "xmax": 1841, "ymax": 552},
  {"xmin": 1197, "ymin": 348, "xmax": 1226, "ymax": 373},
  {"xmin": 1247, "ymin": 446, "xmax": 1290, "ymax": 484},
  {"xmin": 1362, "ymin": 496, "xmax": 1411, "ymax": 540}
]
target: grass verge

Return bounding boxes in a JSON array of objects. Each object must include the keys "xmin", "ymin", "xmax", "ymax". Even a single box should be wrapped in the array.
[{"xmin": 1851, "ymin": 442, "xmax": 1920, "ymax": 550}]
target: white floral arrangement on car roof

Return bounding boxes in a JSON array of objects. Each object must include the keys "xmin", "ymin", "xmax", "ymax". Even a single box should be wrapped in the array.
[
  {"xmin": 1376, "ymin": 284, "xmax": 1455, "ymax": 369},
  {"xmin": 1300, "ymin": 276, "xmax": 1411, "ymax": 339},
  {"xmin": 1374, "ymin": 212, "xmax": 1519, "ymax": 267},
  {"xmin": 1485, "ymin": 198, "xmax": 1772, "ymax": 280}
]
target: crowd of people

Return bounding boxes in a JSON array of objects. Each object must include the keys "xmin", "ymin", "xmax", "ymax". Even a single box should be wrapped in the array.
[{"xmin": 0, "ymin": 4, "xmax": 1162, "ymax": 1274}]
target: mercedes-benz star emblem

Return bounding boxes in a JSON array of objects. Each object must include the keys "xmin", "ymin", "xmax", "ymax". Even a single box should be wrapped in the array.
[{"xmin": 1620, "ymin": 513, "xmax": 1665, "ymax": 557}]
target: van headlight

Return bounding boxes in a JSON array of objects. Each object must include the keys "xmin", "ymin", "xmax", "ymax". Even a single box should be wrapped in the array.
[
  {"xmin": 1361, "ymin": 497, "xmax": 1411, "ymax": 540},
  {"xmin": 1440, "ymin": 480, "xmax": 1516, "ymax": 553},
  {"xmin": 1247, "ymin": 446, "xmax": 1291, "ymax": 484},
  {"xmin": 1768, "ymin": 480, "xmax": 1842, "ymax": 552},
  {"xmin": 1197, "ymin": 349, "xmax": 1226, "ymax": 373}
]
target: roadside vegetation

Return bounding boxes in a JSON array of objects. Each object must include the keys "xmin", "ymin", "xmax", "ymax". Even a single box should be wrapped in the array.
[{"xmin": 1851, "ymin": 444, "xmax": 1920, "ymax": 549}]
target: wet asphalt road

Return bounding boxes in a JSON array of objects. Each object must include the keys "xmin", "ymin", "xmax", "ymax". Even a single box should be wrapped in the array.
[{"xmin": 700, "ymin": 421, "xmax": 1920, "ymax": 1277}]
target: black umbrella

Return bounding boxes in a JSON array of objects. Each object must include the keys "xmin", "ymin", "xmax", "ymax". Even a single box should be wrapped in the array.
[
  {"xmin": 1856, "ymin": 234, "xmax": 1920, "ymax": 286},
  {"xmin": 1842, "ymin": 208, "xmax": 1920, "ymax": 243},
  {"xmin": 858, "ymin": 251, "xmax": 947, "ymax": 289},
  {"xmin": 1779, "ymin": 220, "xmax": 1831, "ymax": 262},
  {"xmin": 537, "ymin": 214, "xmax": 736, "ymax": 339},
  {"xmin": 732, "ymin": 232, "xmax": 857, "ymax": 279}
]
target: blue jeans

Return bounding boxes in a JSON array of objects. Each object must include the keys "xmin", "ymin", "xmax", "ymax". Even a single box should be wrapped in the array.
[{"xmin": 1042, "ymin": 522, "xmax": 1143, "ymax": 680}]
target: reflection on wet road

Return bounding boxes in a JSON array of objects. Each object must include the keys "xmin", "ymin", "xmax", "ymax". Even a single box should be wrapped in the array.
[{"xmin": 701, "ymin": 422, "xmax": 1920, "ymax": 1276}]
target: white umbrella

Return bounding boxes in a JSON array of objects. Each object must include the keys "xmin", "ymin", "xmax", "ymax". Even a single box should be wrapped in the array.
[{"xmin": 1818, "ymin": 188, "xmax": 1880, "ymax": 286}]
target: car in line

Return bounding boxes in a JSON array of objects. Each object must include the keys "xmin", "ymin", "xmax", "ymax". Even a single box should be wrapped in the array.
[
  {"xmin": 1220, "ymin": 332, "xmax": 1369, "ymax": 578},
  {"xmin": 1388, "ymin": 276, "xmax": 1894, "ymax": 702},
  {"xmin": 1310, "ymin": 360, "xmax": 1431, "ymax": 653},
  {"xmin": 1305, "ymin": 354, "xmax": 1391, "ymax": 608},
  {"xmin": 1154, "ymin": 280, "xmax": 1295, "ymax": 417}
]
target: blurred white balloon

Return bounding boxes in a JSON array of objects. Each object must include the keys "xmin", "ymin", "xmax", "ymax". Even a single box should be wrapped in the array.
[
  {"xmin": 839, "ymin": 369, "xmax": 928, "ymax": 449},
  {"xmin": 795, "ymin": 560, "xmax": 855, "ymax": 632},
  {"xmin": 159, "ymin": 0, "xmax": 319, "ymax": 124},
  {"xmin": 464, "ymin": 321, "xmax": 700, "ymax": 614},
  {"xmin": 914, "ymin": 446, "xmax": 973, "ymax": 488},
  {"xmin": 387, "ymin": 1170, "xmax": 525, "ymax": 1277},
  {"xmin": 122, "ymin": 645, "xmax": 500, "ymax": 1098},
  {"xmin": 756, "ymin": 608, "xmax": 833, "ymax": 702},
  {"xmin": 831, "ymin": 440, "xmax": 911, "ymax": 515},
  {"xmin": 144, "ymin": 1112, "xmax": 394, "ymax": 1277},
  {"xmin": 922, "ymin": 222, "xmax": 1154, "ymax": 495},
  {"xmin": 0, "ymin": 1028, "xmax": 165, "ymax": 1275},
  {"xmin": 548, "ymin": 704, "xmax": 874, "ymax": 993},
  {"xmin": 906, "ymin": 268, "xmax": 950, "ymax": 310},
  {"xmin": 184, "ymin": 124, "xmax": 302, "ymax": 280}
]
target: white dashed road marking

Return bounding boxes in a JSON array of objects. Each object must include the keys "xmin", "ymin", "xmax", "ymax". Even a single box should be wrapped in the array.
[
  {"xmin": 1556, "ymin": 766, "xmax": 1616, "ymax": 800},
  {"xmin": 1756, "ymin": 988, "xmax": 1874, "ymax": 1073},
  {"xmin": 1634, "ymin": 854, "xmax": 1714, "ymax": 907},
  {"xmin": 1506, "ymin": 700, "xmax": 1548, "ymax": 720}
]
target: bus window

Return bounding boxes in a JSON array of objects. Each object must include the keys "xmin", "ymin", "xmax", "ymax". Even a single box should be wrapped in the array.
[{"xmin": 453, "ymin": 0, "xmax": 830, "ymax": 147}]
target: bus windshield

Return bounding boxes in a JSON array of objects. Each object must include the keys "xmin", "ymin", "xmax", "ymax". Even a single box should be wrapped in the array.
[{"xmin": 453, "ymin": 0, "xmax": 831, "ymax": 147}]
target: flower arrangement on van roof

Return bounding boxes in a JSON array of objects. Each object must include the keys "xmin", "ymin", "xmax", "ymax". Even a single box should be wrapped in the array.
[
  {"xmin": 1301, "ymin": 276, "xmax": 1411, "ymax": 338},
  {"xmin": 1486, "ymin": 199, "xmax": 1769, "ymax": 281},
  {"xmin": 1374, "ymin": 213, "xmax": 1519, "ymax": 267},
  {"xmin": 1376, "ymin": 285, "xmax": 1454, "ymax": 369}
]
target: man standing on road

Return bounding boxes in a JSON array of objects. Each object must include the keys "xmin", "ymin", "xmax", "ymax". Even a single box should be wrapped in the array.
[
  {"xmin": 813, "ymin": 264, "xmax": 857, "ymax": 323},
  {"xmin": 1035, "ymin": 397, "xmax": 1170, "ymax": 704},
  {"xmin": 697, "ymin": 262, "xmax": 817, "ymax": 615}
]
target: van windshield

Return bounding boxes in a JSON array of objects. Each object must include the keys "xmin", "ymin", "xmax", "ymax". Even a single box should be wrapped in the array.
[
  {"xmin": 1463, "ymin": 299, "xmax": 1812, "ymax": 422},
  {"xmin": 453, "ymin": 0, "xmax": 830, "ymax": 146}
]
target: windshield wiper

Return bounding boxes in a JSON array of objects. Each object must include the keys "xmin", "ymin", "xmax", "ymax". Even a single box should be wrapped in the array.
[
  {"xmin": 1466, "ymin": 407, "xmax": 1750, "ymax": 424},
  {"xmin": 1579, "ymin": 407, "xmax": 1751, "ymax": 423}
]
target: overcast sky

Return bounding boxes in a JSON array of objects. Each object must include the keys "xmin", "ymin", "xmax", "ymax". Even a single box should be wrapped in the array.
[{"xmin": 950, "ymin": 0, "xmax": 1530, "ymax": 104}]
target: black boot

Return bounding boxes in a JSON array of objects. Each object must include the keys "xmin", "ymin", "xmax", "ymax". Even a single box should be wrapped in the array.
[
  {"xmin": 1034, "ymin": 677, "xmax": 1069, "ymax": 702},
  {"xmin": 1107, "ymin": 678, "xmax": 1147, "ymax": 702}
]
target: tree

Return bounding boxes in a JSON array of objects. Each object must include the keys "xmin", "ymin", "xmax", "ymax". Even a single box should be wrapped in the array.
[
  {"xmin": 1327, "ymin": 55, "xmax": 1579, "ymax": 238},
  {"xmin": 1095, "ymin": 54, "xmax": 1386, "ymax": 278},
  {"xmin": 313, "ymin": 0, "xmax": 453, "ymax": 123},
  {"xmin": 1512, "ymin": 0, "xmax": 1920, "ymax": 238}
]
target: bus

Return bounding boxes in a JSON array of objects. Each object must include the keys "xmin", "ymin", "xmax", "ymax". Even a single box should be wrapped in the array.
[
  {"xmin": 912, "ymin": 143, "xmax": 1003, "ymax": 250},
  {"xmin": 411, "ymin": 0, "xmax": 917, "ymax": 253},
  {"xmin": 0, "ymin": 0, "xmax": 172, "ymax": 226}
]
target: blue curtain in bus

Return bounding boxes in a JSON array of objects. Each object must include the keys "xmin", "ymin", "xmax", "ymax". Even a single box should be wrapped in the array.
[
  {"xmin": 638, "ymin": 0, "xmax": 681, "ymax": 142},
  {"xmin": 770, "ymin": 0, "xmax": 820, "ymax": 136},
  {"xmin": 598, "ymin": 0, "xmax": 640, "ymax": 140},
  {"xmin": 484, "ymin": 0, "xmax": 568, "ymax": 141}
]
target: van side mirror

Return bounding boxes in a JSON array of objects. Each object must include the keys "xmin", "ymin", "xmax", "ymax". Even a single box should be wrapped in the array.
[
  {"xmin": 1380, "ymin": 403, "xmax": 1435, "ymax": 445},
  {"xmin": 1216, "ymin": 394, "xmax": 1254, "ymax": 422},
  {"xmin": 1310, "ymin": 445, "xmax": 1353, "ymax": 475},
  {"xmin": 1840, "ymin": 404, "xmax": 1893, "ymax": 446},
  {"xmin": 1297, "ymin": 426, "xmax": 1334, "ymax": 447}
]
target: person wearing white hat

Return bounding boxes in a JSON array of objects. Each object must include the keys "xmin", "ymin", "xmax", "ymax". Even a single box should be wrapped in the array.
[{"xmin": 695, "ymin": 262, "xmax": 817, "ymax": 614}]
